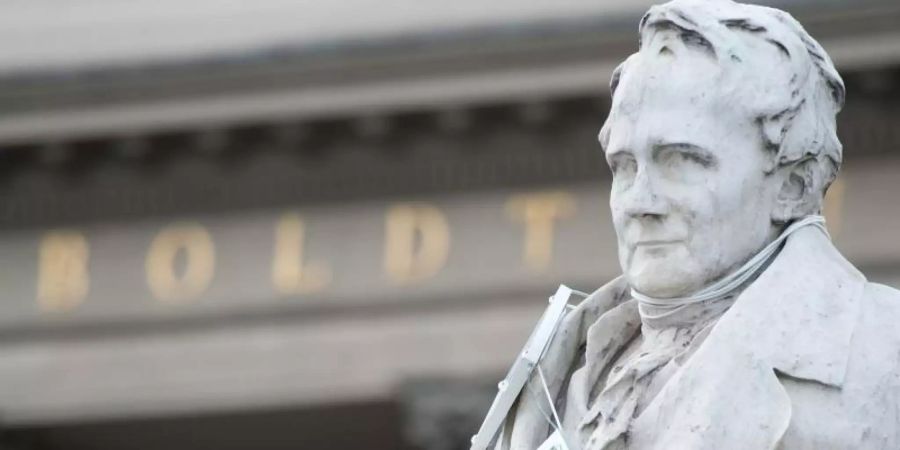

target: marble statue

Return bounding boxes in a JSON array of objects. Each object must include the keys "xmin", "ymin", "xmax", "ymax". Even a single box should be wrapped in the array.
[{"xmin": 489, "ymin": 0, "xmax": 900, "ymax": 448}]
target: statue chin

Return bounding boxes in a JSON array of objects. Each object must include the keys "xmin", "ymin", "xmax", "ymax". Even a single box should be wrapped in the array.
[
  {"xmin": 627, "ymin": 266, "xmax": 706, "ymax": 298},
  {"xmin": 630, "ymin": 278, "xmax": 692, "ymax": 298}
]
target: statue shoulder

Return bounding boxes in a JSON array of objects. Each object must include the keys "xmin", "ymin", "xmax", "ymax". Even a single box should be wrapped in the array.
[
  {"xmin": 862, "ymin": 281, "xmax": 900, "ymax": 323},
  {"xmin": 835, "ymin": 282, "xmax": 900, "ymax": 446},
  {"xmin": 853, "ymin": 281, "xmax": 900, "ymax": 365}
]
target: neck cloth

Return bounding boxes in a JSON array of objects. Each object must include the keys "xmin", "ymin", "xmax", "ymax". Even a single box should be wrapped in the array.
[{"xmin": 632, "ymin": 215, "xmax": 828, "ymax": 319}]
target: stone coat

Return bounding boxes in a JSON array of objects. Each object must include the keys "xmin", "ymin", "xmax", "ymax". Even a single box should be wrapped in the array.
[{"xmin": 497, "ymin": 226, "xmax": 900, "ymax": 449}]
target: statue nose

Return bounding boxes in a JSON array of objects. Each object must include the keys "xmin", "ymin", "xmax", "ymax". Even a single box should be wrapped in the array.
[{"xmin": 623, "ymin": 170, "xmax": 668, "ymax": 219}]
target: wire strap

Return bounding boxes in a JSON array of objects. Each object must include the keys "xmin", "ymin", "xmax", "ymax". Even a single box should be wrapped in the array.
[{"xmin": 632, "ymin": 215, "xmax": 828, "ymax": 318}]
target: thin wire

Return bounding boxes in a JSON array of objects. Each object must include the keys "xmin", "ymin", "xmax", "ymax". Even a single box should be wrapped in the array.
[
  {"xmin": 525, "ymin": 288, "xmax": 581, "ymax": 449},
  {"xmin": 633, "ymin": 215, "xmax": 828, "ymax": 320},
  {"xmin": 527, "ymin": 382, "xmax": 557, "ymax": 434},
  {"xmin": 537, "ymin": 366, "xmax": 565, "ymax": 435},
  {"xmin": 537, "ymin": 365, "xmax": 572, "ymax": 450}
]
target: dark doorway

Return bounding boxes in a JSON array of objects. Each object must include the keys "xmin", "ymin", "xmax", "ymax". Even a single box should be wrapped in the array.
[{"xmin": 2, "ymin": 401, "xmax": 413, "ymax": 450}]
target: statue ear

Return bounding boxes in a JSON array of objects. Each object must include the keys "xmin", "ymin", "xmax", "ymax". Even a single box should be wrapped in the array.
[{"xmin": 772, "ymin": 158, "xmax": 819, "ymax": 224}]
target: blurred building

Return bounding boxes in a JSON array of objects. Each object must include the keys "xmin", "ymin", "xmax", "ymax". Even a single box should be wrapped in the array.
[{"xmin": 0, "ymin": 0, "xmax": 899, "ymax": 449}]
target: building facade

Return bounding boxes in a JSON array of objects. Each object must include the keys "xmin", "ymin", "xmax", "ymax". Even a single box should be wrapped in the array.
[{"xmin": 0, "ymin": 1, "xmax": 899, "ymax": 448}]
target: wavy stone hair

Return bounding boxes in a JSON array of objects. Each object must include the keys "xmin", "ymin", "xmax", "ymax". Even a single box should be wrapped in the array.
[{"xmin": 599, "ymin": 0, "xmax": 845, "ymax": 214}]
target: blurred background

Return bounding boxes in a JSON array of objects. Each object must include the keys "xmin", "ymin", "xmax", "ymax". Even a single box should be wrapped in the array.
[{"xmin": 0, "ymin": 0, "xmax": 898, "ymax": 449}]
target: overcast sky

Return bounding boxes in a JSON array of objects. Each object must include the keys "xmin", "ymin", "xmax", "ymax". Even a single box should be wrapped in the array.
[{"xmin": 0, "ymin": 0, "xmax": 660, "ymax": 75}]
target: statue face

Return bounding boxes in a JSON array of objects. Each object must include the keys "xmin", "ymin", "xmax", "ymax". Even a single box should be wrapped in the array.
[{"xmin": 605, "ymin": 55, "xmax": 781, "ymax": 297}]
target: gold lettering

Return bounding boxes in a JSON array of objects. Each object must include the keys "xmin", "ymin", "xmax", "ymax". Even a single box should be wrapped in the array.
[
  {"xmin": 384, "ymin": 203, "xmax": 450, "ymax": 284},
  {"xmin": 146, "ymin": 223, "xmax": 215, "ymax": 303},
  {"xmin": 272, "ymin": 214, "xmax": 332, "ymax": 295},
  {"xmin": 824, "ymin": 177, "xmax": 846, "ymax": 238},
  {"xmin": 506, "ymin": 191, "xmax": 577, "ymax": 272},
  {"xmin": 37, "ymin": 231, "xmax": 89, "ymax": 312}
]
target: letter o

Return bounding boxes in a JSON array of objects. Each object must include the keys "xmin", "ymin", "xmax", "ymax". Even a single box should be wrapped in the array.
[{"xmin": 145, "ymin": 223, "xmax": 215, "ymax": 303}]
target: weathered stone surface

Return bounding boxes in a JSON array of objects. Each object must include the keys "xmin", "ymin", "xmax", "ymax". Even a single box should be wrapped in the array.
[{"xmin": 494, "ymin": 0, "xmax": 900, "ymax": 448}]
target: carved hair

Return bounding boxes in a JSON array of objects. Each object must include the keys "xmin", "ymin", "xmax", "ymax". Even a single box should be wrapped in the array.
[{"xmin": 599, "ymin": 0, "xmax": 845, "ymax": 212}]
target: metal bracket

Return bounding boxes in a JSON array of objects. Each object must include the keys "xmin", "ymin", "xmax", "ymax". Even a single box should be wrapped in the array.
[{"xmin": 469, "ymin": 285, "xmax": 575, "ymax": 450}]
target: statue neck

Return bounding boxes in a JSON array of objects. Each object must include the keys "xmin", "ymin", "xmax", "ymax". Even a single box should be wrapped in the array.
[
  {"xmin": 638, "ymin": 292, "xmax": 736, "ymax": 330},
  {"xmin": 631, "ymin": 215, "xmax": 828, "ymax": 328}
]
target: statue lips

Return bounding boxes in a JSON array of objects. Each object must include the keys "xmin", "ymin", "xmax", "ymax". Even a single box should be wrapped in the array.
[
  {"xmin": 633, "ymin": 239, "xmax": 684, "ymax": 257},
  {"xmin": 634, "ymin": 239, "xmax": 681, "ymax": 247}
]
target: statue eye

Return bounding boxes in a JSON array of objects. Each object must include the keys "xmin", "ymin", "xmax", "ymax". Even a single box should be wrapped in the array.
[
  {"xmin": 659, "ymin": 146, "xmax": 715, "ymax": 171},
  {"xmin": 609, "ymin": 156, "xmax": 637, "ymax": 178},
  {"xmin": 681, "ymin": 151, "xmax": 715, "ymax": 168},
  {"xmin": 673, "ymin": 152, "xmax": 705, "ymax": 167}
]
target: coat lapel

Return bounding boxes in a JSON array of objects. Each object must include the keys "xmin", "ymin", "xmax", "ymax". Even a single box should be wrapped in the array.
[
  {"xmin": 501, "ymin": 226, "xmax": 866, "ymax": 450},
  {"xmin": 501, "ymin": 277, "xmax": 633, "ymax": 449},
  {"xmin": 630, "ymin": 226, "xmax": 866, "ymax": 449}
]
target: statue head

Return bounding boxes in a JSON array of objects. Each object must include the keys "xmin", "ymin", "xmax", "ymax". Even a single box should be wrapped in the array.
[{"xmin": 599, "ymin": 0, "xmax": 845, "ymax": 298}]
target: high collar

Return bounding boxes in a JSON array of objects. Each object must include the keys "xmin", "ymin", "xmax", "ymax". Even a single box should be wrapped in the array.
[
  {"xmin": 499, "ymin": 225, "xmax": 867, "ymax": 450},
  {"xmin": 592, "ymin": 224, "xmax": 864, "ymax": 387},
  {"xmin": 626, "ymin": 225, "xmax": 867, "ymax": 449},
  {"xmin": 707, "ymin": 224, "xmax": 865, "ymax": 387}
]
